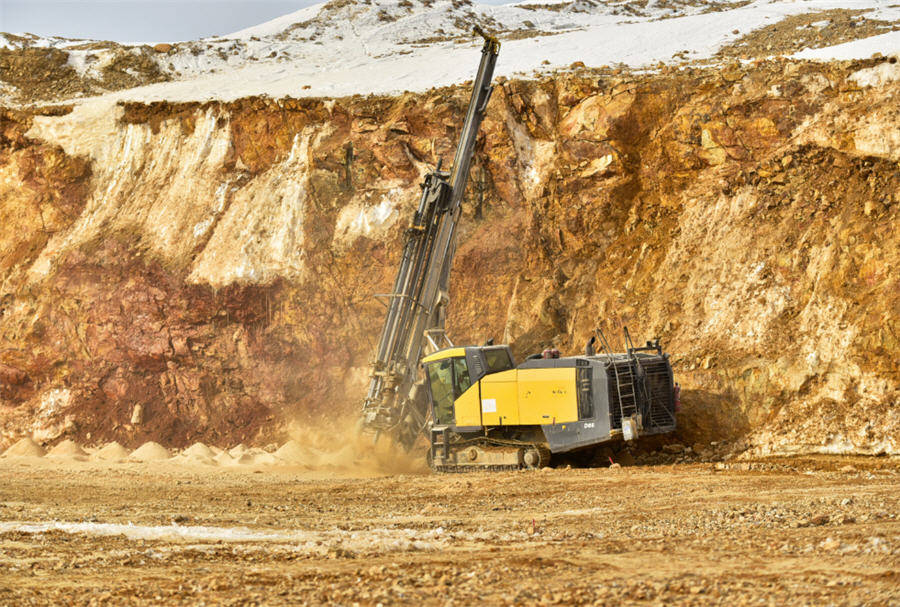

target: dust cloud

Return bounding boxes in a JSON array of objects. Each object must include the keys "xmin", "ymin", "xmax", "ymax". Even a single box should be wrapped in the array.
[
  {"xmin": 280, "ymin": 415, "xmax": 429, "ymax": 476},
  {"xmin": 0, "ymin": 414, "xmax": 428, "ymax": 477}
]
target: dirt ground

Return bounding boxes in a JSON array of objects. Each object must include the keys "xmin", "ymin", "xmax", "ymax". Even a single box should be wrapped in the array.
[{"xmin": 0, "ymin": 456, "xmax": 897, "ymax": 606}]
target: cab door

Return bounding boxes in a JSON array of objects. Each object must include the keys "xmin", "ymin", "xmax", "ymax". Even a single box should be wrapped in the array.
[
  {"xmin": 425, "ymin": 358, "xmax": 455, "ymax": 426},
  {"xmin": 425, "ymin": 356, "xmax": 481, "ymax": 429}
]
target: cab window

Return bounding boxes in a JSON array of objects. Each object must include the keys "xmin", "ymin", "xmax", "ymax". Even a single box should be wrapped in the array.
[
  {"xmin": 484, "ymin": 348, "xmax": 513, "ymax": 373},
  {"xmin": 453, "ymin": 357, "xmax": 471, "ymax": 396}
]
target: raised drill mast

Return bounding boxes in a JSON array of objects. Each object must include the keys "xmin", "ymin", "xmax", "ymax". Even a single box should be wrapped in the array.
[{"xmin": 361, "ymin": 29, "xmax": 500, "ymax": 449}]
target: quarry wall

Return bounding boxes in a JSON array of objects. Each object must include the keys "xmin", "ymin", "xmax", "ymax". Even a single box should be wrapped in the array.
[{"xmin": 0, "ymin": 57, "xmax": 897, "ymax": 454}]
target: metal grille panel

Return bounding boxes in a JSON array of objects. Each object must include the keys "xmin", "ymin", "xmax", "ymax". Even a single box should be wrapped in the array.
[
  {"xmin": 642, "ymin": 358, "xmax": 676, "ymax": 430},
  {"xmin": 605, "ymin": 356, "xmax": 675, "ymax": 433}
]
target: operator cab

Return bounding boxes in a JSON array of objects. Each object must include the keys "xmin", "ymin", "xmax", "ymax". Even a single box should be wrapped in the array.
[{"xmin": 422, "ymin": 345, "xmax": 514, "ymax": 426}]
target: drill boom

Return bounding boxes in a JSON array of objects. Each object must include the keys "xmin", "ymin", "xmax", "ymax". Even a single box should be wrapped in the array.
[{"xmin": 361, "ymin": 31, "xmax": 500, "ymax": 447}]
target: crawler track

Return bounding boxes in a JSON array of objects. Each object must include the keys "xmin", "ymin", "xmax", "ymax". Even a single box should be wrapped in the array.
[{"xmin": 430, "ymin": 437, "xmax": 551, "ymax": 472}]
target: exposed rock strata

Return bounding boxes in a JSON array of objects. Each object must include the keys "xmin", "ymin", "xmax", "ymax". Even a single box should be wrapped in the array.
[{"xmin": 0, "ymin": 57, "xmax": 897, "ymax": 454}]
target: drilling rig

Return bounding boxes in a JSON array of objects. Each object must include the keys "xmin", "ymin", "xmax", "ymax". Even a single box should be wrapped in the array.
[{"xmin": 360, "ymin": 29, "xmax": 677, "ymax": 470}]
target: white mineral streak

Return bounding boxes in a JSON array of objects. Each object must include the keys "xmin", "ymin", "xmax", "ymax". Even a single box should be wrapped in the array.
[
  {"xmin": 0, "ymin": 520, "xmax": 447, "ymax": 554},
  {"xmin": 25, "ymin": 104, "xmax": 233, "ymax": 278},
  {"xmin": 24, "ymin": 103, "xmax": 310, "ymax": 288},
  {"xmin": 333, "ymin": 189, "xmax": 403, "ymax": 250},
  {"xmin": 188, "ymin": 132, "xmax": 310, "ymax": 287}
]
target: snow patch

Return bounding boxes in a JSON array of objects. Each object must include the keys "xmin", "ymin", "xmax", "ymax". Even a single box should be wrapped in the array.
[
  {"xmin": 849, "ymin": 60, "xmax": 900, "ymax": 87},
  {"xmin": 793, "ymin": 30, "xmax": 900, "ymax": 62}
]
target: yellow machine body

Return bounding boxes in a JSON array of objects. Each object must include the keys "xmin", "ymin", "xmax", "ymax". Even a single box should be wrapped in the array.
[
  {"xmin": 423, "ymin": 343, "xmax": 676, "ymax": 465},
  {"xmin": 479, "ymin": 368, "xmax": 577, "ymax": 426},
  {"xmin": 423, "ymin": 347, "xmax": 579, "ymax": 429}
]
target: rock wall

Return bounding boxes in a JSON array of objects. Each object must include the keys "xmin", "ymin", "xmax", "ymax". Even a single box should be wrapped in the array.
[{"xmin": 0, "ymin": 57, "xmax": 897, "ymax": 454}]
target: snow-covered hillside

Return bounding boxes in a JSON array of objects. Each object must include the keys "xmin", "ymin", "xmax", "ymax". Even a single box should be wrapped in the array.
[{"xmin": 2, "ymin": 0, "xmax": 900, "ymax": 104}]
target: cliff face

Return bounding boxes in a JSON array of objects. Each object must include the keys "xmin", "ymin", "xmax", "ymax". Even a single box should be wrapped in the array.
[{"xmin": 0, "ymin": 57, "xmax": 897, "ymax": 454}]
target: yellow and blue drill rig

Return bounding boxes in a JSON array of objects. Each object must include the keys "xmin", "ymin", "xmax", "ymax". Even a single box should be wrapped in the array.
[{"xmin": 360, "ymin": 29, "xmax": 677, "ymax": 471}]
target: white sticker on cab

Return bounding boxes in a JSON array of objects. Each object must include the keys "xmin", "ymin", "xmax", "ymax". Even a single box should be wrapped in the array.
[{"xmin": 481, "ymin": 398, "xmax": 497, "ymax": 413}]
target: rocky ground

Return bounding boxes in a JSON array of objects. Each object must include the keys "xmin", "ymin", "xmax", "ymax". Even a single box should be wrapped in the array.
[
  {"xmin": 0, "ymin": 37, "xmax": 169, "ymax": 105},
  {"xmin": 0, "ymin": 455, "xmax": 897, "ymax": 605},
  {"xmin": 0, "ymin": 0, "xmax": 898, "ymax": 482},
  {"xmin": 716, "ymin": 8, "xmax": 900, "ymax": 60}
]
